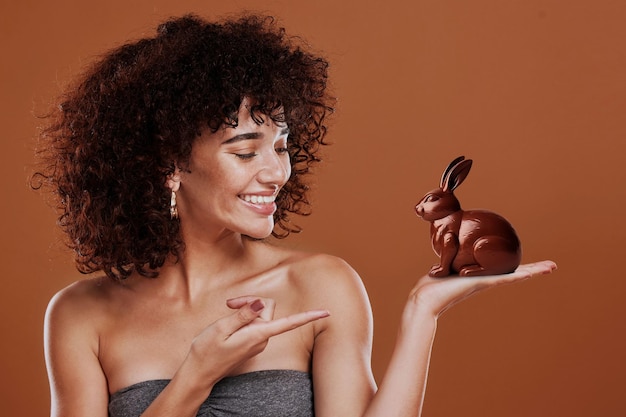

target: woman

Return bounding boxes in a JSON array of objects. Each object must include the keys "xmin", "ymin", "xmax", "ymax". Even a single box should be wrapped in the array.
[{"xmin": 34, "ymin": 14, "xmax": 556, "ymax": 417}]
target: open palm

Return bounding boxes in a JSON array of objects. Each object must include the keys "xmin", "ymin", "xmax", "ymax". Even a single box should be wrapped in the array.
[{"xmin": 407, "ymin": 261, "xmax": 557, "ymax": 319}]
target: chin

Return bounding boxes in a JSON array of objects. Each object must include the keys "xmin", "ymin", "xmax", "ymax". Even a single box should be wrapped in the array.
[{"xmin": 241, "ymin": 223, "xmax": 275, "ymax": 240}]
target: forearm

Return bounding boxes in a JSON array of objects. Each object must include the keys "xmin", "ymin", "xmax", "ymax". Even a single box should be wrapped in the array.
[
  {"xmin": 360, "ymin": 261, "xmax": 556, "ymax": 417},
  {"xmin": 363, "ymin": 313, "xmax": 437, "ymax": 417}
]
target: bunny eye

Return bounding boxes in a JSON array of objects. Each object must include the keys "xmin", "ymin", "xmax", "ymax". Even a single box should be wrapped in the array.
[{"xmin": 425, "ymin": 195, "xmax": 439, "ymax": 203}]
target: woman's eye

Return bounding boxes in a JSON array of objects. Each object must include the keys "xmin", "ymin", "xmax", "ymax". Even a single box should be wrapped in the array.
[
  {"xmin": 276, "ymin": 147, "xmax": 289, "ymax": 155},
  {"xmin": 235, "ymin": 152, "xmax": 257, "ymax": 160}
]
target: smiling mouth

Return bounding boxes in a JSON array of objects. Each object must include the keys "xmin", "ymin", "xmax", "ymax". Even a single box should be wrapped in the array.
[{"xmin": 238, "ymin": 194, "xmax": 276, "ymax": 204}]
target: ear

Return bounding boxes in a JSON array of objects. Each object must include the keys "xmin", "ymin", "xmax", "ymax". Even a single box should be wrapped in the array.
[
  {"xmin": 165, "ymin": 168, "xmax": 181, "ymax": 193},
  {"xmin": 440, "ymin": 156, "xmax": 466, "ymax": 189},
  {"xmin": 442, "ymin": 158, "xmax": 472, "ymax": 192}
]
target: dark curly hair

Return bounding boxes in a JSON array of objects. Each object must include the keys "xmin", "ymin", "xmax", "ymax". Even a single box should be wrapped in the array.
[{"xmin": 32, "ymin": 13, "xmax": 334, "ymax": 281}]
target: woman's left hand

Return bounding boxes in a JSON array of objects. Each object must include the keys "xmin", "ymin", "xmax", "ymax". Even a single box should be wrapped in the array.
[{"xmin": 405, "ymin": 260, "xmax": 557, "ymax": 320}]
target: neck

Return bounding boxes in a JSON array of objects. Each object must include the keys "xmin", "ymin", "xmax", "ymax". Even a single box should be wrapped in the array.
[
  {"xmin": 156, "ymin": 227, "xmax": 259, "ymax": 303},
  {"xmin": 432, "ymin": 210, "xmax": 462, "ymax": 228}
]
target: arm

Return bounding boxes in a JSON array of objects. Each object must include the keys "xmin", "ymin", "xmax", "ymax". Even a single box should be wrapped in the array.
[
  {"xmin": 44, "ymin": 285, "xmax": 109, "ymax": 417},
  {"xmin": 313, "ymin": 260, "xmax": 557, "ymax": 417},
  {"xmin": 310, "ymin": 257, "xmax": 377, "ymax": 417}
]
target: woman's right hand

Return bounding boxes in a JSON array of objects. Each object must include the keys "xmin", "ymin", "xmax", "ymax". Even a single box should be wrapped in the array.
[
  {"xmin": 182, "ymin": 296, "xmax": 329, "ymax": 389},
  {"xmin": 137, "ymin": 297, "xmax": 329, "ymax": 417}
]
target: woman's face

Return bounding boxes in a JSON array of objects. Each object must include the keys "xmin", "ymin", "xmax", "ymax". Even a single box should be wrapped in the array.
[{"xmin": 175, "ymin": 101, "xmax": 291, "ymax": 240}]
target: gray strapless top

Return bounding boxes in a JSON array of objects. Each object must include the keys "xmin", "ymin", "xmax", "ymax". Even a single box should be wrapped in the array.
[{"xmin": 108, "ymin": 369, "xmax": 313, "ymax": 417}]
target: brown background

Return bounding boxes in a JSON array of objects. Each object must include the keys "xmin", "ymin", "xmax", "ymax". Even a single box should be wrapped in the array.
[{"xmin": 2, "ymin": 0, "xmax": 625, "ymax": 415}]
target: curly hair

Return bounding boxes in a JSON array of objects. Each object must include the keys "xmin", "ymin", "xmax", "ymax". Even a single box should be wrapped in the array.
[{"xmin": 32, "ymin": 13, "xmax": 334, "ymax": 281}]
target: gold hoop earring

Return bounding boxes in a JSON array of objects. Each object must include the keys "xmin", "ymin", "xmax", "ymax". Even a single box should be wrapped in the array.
[{"xmin": 170, "ymin": 190, "xmax": 179, "ymax": 220}]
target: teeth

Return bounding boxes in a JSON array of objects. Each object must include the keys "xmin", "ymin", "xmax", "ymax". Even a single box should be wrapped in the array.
[{"xmin": 240, "ymin": 195, "xmax": 275, "ymax": 204}]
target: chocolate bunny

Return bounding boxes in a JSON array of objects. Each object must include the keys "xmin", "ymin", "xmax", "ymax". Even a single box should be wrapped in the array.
[{"xmin": 415, "ymin": 156, "xmax": 521, "ymax": 277}]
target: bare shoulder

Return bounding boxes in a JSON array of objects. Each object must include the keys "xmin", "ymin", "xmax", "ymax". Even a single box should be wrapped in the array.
[
  {"xmin": 45, "ymin": 276, "xmax": 119, "ymax": 336},
  {"xmin": 277, "ymin": 249, "xmax": 377, "ymax": 413},
  {"xmin": 48, "ymin": 276, "xmax": 110, "ymax": 310},
  {"xmin": 45, "ymin": 277, "xmax": 116, "ymax": 414},
  {"xmin": 273, "ymin": 247, "xmax": 372, "ymax": 323},
  {"xmin": 267, "ymin": 244, "xmax": 365, "ymax": 293},
  {"xmin": 293, "ymin": 252, "xmax": 364, "ymax": 290}
]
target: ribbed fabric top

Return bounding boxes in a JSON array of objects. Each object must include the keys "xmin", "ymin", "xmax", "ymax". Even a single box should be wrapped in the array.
[{"xmin": 108, "ymin": 369, "xmax": 314, "ymax": 417}]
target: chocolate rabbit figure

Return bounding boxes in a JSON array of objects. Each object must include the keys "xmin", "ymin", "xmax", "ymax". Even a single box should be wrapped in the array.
[{"xmin": 415, "ymin": 156, "xmax": 521, "ymax": 277}]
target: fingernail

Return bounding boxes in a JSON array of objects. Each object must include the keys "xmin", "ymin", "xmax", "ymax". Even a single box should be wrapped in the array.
[{"xmin": 250, "ymin": 299, "xmax": 265, "ymax": 312}]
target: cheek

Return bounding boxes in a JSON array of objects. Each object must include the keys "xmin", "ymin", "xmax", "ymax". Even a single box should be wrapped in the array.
[{"xmin": 200, "ymin": 158, "xmax": 237, "ymax": 184}]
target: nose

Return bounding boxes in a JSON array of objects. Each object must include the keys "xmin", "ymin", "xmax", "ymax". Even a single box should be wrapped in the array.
[{"xmin": 257, "ymin": 152, "xmax": 291, "ymax": 187}]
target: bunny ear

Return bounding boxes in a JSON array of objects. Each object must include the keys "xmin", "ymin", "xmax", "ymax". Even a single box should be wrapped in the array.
[
  {"xmin": 440, "ymin": 156, "xmax": 466, "ymax": 189},
  {"xmin": 442, "ymin": 158, "xmax": 473, "ymax": 192}
]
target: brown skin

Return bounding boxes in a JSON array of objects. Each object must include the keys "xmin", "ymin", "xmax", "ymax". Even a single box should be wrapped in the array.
[
  {"xmin": 44, "ymin": 108, "xmax": 556, "ymax": 417},
  {"xmin": 33, "ymin": 15, "xmax": 333, "ymax": 281},
  {"xmin": 45, "ymin": 243, "xmax": 374, "ymax": 415},
  {"xmin": 45, "ymin": 252, "xmax": 555, "ymax": 417},
  {"xmin": 45, "ymin": 104, "xmax": 377, "ymax": 417}
]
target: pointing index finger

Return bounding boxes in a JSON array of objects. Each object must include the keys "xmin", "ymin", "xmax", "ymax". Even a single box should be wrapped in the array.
[{"xmin": 254, "ymin": 310, "xmax": 330, "ymax": 338}]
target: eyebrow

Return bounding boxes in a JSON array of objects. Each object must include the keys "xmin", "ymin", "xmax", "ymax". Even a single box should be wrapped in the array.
[{"xmin": 222, "ymin": 127, "xmax": 290, "ymax": 145}]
